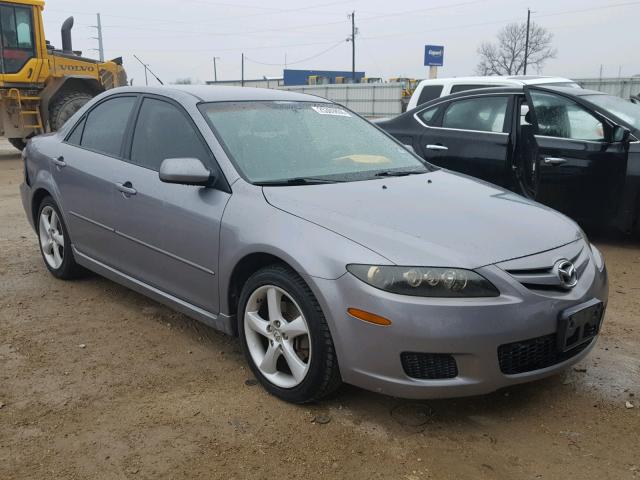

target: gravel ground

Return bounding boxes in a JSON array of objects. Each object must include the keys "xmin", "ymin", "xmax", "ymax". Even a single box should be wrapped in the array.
[{"xmin": 1, "ymin": 140, "xmax": 639, "ymax": 479}]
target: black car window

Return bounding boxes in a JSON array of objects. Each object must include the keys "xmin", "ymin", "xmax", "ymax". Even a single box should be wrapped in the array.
[
  {"xmin": 130, "ymin": 98, "xmax": 210, "ymax": 171},
  {"xmin": 416, "ymin": 85, "xmax": 443, "ymax": 106},
  {"xmin": 81, "ymin": 96, "xmax": 137, "ymax": 156},
  {"xmin": 417, "ymin": 106, "xmax": 439, "ymax": 126},
  {"xmin": 66, "ymin": 117, "xmax": 86, "ymax": 146},
  {"xmin": 450, "ymin": 84, "xmax": 501, "ymax": 94},
  {"xmin": 442, "ymin": 96, "xmax": 508, "ymax": 133},
  {"xmin": 530, "ymin": 91, "xmax": 605, "ymax": 141}
]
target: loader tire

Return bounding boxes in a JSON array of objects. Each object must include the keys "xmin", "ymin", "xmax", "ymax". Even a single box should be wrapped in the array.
[
  {"xmin": 8, "ymin": 138, "xmax": 26, "ymax": 151},
  {"xmin": 49, "ymin": 91, "xmax": 94, "ymax": 131}
]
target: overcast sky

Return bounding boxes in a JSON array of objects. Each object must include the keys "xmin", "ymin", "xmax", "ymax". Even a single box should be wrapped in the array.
[{"xmin": 42, "ymin": 0, "xmax": 640, "ymax": 85}]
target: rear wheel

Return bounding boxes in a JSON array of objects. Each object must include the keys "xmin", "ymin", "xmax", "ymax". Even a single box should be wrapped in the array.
[
  {"xmin": 49, "ymin": 91, "xmax": 94, "ymax": 131},
  {"xmin": 37, "ymin": 196, "xmax": 82, "ymax": 279},
  {"xmin": 8, "ymin": 138, "xmax": 26, "ymax": 151},
  {"xmin": 238, "ymin": 264, "xmax": 341, "ymax": 403}
]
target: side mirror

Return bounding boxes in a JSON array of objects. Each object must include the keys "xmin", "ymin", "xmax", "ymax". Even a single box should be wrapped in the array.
[
  {"xmin": 159, "ymin": 158, "xmax": 214, "ymax": 186},
  {"xmin": 612, "ymin": 125, "xmax": 631, "ymax": 144}
]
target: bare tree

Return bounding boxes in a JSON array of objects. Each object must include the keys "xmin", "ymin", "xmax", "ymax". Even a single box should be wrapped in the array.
[
  {"xmin": 476, "ymin": 22, "xmax": 556, "ymax": 76},
  {"xmin": 174, "ymin": 78, "xmax": 193, "ymax": 85}
]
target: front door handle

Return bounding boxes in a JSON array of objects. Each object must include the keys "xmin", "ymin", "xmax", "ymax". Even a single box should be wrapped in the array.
[
  {"xmin": 52, "ymin": 156, "xmax": 66, "ymax": 168},
  {"xmin": 115, "ymin": 182, "xmax": 137, "ymax": 196},
  {"xmin": 544, "ymin": 157, "xmax": 567, "ymax": 166},
  {"xmin": 425, "ymin": 144, "xmax": 448, "ymax": 151}
]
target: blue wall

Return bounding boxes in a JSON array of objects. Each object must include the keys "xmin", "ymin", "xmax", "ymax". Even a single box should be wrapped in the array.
[{"xmin": 283, "ymin": 69, "xmax": 366, "ymax": 86}]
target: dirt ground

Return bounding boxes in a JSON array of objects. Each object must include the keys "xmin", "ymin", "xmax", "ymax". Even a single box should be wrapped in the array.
[{"xmin": 1, "ymin": 139, "xmax": 638, "ymax": 480}]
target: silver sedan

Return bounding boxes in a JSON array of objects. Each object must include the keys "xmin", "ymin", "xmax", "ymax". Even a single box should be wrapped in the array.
[{"xmin": 20, "ymin": 86, "xmax": 608, "ymax": 403}]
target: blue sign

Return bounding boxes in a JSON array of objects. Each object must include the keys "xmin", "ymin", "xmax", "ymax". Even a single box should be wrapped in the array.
[{"xmin": 424, "ymin": 45, "xmax": 444, "ymax": 67}]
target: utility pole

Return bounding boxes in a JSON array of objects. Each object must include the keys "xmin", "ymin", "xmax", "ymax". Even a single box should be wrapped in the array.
[
  {"xmin": 241, "ymin": 53, "xmax": 245, "ymax": 87},
  {"xmin": 89, "ymin": 13, "xmax": 105, "ymax": 62},
  {"xmin": 348, "ymin": 11, "xmax": 356, "ymax": 81},
  {"xmin": 523, "ymin": 8, "xmax": 531, "ymax": 75},
  {"xmin": 213, "ymin": 56, "xmax": 220, "ymax": 82}
]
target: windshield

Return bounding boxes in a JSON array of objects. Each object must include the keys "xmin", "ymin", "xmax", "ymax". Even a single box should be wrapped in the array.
[
  {"xmin": 201, "ymin": 101, "xmax": 430, "ymax": 184},
  {"xmin": 585, "ymin": 94, "xmax": 640, "ymax": 129}
]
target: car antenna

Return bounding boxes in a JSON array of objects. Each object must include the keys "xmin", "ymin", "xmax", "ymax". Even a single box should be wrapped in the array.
[{"xmin": 133, "ymin": 54, "xmax": 164, "ymax": 86}]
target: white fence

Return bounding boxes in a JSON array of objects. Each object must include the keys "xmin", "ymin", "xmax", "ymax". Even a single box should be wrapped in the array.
[
  {"xmin": 277, "ymin": 84, "xmax": 404, "ymax": 118},
  {"xmin": 575, "ymin": 77, "xmax": 640, "ymax": 99}
]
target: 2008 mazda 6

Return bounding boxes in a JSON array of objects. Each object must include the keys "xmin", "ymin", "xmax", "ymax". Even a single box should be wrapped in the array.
[{"xmin": 20, "ymin": 86, "xmax": 608, "ymax": 403}]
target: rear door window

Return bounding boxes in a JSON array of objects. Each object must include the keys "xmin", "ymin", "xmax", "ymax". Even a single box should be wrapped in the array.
[
  {"xmin": 416, "ymin": 106, "xmax": 440, "ymax": 126},
  {"xmin": 442, "ymin": 96, "xmax": 509, "ymax": 133},
  {"xmin": 80, "ymin": 96, "xmax": 137, "ymax": 156},
  {"xmin": 66, "ymin": 117, "xmax": 86, "ymax": 145},
  {"xmin": 416, "ymin": 85, "xmax": 443, "ymax": 106},
  {"xmin": 130, "ymin": 97, "xmax": 211, "ymax": 171}
]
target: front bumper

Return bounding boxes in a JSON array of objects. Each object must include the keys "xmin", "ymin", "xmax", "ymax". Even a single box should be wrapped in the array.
[
  {"xmin": 20, "ymin": 181, "xmax": 35, "ymax": 230},
  {"xmin": 311, "ymin": 243, "xmax": 608, "ymax": 399}
]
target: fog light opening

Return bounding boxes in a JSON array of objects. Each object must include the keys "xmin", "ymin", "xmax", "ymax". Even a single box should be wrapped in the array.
[{"xmin": 347, "ymin": 308, "xmax": 392, "ymax": 326}]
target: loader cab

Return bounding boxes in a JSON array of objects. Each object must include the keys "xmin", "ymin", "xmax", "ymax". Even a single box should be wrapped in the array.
[{"xmin": 0, "ymin": 1, "xmax": 36, "ymax": 75}]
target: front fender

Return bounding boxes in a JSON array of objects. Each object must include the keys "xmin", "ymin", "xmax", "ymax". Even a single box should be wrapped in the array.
[{"xmin": 217, "ymin": 181, "xmax": 389, "ymax": 314}]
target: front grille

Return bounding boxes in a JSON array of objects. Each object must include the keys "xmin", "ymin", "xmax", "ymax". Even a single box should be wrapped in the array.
[
  {"xmin": 498, "ymin": 334, "xmax": 592, "ymax": 375},
  {"xmin": 401, "ymin": 352, "xmax": 458, "ymax": 379}
]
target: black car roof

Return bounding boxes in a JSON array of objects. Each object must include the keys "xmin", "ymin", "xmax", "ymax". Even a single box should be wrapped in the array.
[{"xmin": 405, "ymin": 85, "xmax": 606, "ymax": 115}]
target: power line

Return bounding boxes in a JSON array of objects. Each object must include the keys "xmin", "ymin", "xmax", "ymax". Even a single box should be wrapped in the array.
[
  {"xmin": 359, "ymin": 1, "xmax": 640, "ymax": 42},
  {"xmin": 45, "ymin": 0, "xmax": 359, "ymax": 29},
  {"xmin": 244, "ymin": 40, "xmax": 346, "ymax": 66}
]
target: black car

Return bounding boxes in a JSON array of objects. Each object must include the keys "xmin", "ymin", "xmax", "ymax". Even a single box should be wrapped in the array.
[{"xmin": 377, "ymin": 86, "xmax": 640, "ymax": 233}]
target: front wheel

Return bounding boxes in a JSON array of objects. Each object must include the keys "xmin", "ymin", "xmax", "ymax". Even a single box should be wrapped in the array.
[{"xmin": 238, "ymin": 264, "xmax": 341, "ymax": 403}]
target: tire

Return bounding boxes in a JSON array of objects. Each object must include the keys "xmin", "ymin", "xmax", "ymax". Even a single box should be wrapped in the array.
[
  {"xmin": 49, "ymin": 91, "xmax": 94, "ymax": 131},
  {"xmin": 8, "ymin": 138, "xmax": 26, "ymax": 151},
  {"xmin": 36, "ymin": 196, "xmax": 83, "ymax": 279},
  {"xmin": 238, "ymin": 264, "xmax": 341, "ymax": 403}
]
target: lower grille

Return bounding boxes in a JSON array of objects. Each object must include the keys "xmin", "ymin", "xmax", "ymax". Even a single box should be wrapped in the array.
[
  {"xmin": 498, "ymin": 334, "xmax": 592, "ymax": 375},
  {"xmin": 401, "ymin": 352, "xmax": 458, "ymax": 380}
]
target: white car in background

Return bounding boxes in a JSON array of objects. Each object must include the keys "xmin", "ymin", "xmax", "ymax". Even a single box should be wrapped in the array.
[{"xmin": 407, "ymin": 75, "xmax": 581, "ymax": 111}]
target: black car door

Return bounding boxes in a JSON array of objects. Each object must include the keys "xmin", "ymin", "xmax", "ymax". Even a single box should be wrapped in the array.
[
  {"xmin": 523, "ymin": 87, "xmax": 628, "ymax": 225},
  {"xmin": 415, "ymin": 93, "xmax": 513, "ymax": 187}
]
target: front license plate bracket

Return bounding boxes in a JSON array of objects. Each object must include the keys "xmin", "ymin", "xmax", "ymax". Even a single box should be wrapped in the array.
[{"xmin": 557, "ymin": 298, "xmax": 604, "ymax": 352}]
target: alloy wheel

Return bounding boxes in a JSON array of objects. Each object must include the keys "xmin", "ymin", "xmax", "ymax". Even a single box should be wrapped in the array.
[
  {"xmin": 244, "ymin": 285, "xmax": 311, "ymax": 388},
  {"xmin": 39, "ymin": 206, "xmax": 65, "ymax": 270}
]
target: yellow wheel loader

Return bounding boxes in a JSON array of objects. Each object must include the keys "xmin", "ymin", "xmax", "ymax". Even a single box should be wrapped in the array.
[{"xmin": 0, "ymin": 0, "xmax": 127, "ymax": 150}]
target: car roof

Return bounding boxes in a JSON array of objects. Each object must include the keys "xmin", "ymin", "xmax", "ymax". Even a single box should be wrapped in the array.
[
  {"xmin": 416, "ymin": 75, "xmax": 576, "ymax": 87},
  {"xmin": 102, "ymin": 85, "xmax": 332, "ymax": 104}
]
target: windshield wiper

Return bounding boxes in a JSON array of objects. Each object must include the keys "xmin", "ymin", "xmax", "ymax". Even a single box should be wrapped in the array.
[
  {"xmin": 254, "ymin": 177, "xmax": 341, "ymax": 186},
  {"xmin": 374, "ymin": 169, "xmax": 427, "ymax": 178}
]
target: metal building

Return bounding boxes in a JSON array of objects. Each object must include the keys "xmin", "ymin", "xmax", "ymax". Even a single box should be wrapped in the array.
[{"xmin": 283, "ymin": 69, "xmax": 365, "ymax": 86}]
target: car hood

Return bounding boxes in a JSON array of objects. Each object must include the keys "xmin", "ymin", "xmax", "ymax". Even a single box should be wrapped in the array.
[{"xmin": 262, "ymin": 170, "xmax": 581, "ymax": 268}]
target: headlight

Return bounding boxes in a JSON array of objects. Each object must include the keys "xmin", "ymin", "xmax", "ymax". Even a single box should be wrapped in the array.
[
  {"xmin": 590, "ymin": 244, "xmax": 605, "ymax": 271},
  {"xmin": 347, "ymin": 265, "xmax": 499, "ymax": 298}
]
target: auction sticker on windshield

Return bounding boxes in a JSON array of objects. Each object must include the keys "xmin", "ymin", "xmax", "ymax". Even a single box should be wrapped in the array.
[{"xmin": 312, "ymin": 105, "xmax": 351, "ymax": 117}]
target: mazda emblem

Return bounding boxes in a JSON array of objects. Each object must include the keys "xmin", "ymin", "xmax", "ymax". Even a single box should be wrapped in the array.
[{"xmin": 554, "ymin": 259, "xmax": 578, "ymax": 289}]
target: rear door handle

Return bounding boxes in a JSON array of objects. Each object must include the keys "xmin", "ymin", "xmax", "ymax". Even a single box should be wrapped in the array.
[
  {"xmin": 115, "ymin": 182, "xmax": 137, "ymax": 196},
  {"xmin": 52, "ymin": 156, "xmax": 66, "ymax": 167},
  {"xmin": 544, "ymin": 157, "xmax": 567, "ymax": 166},
  {"xmin": 425, "ymin": 144, "xmax": 448, "ymax": 151}
]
